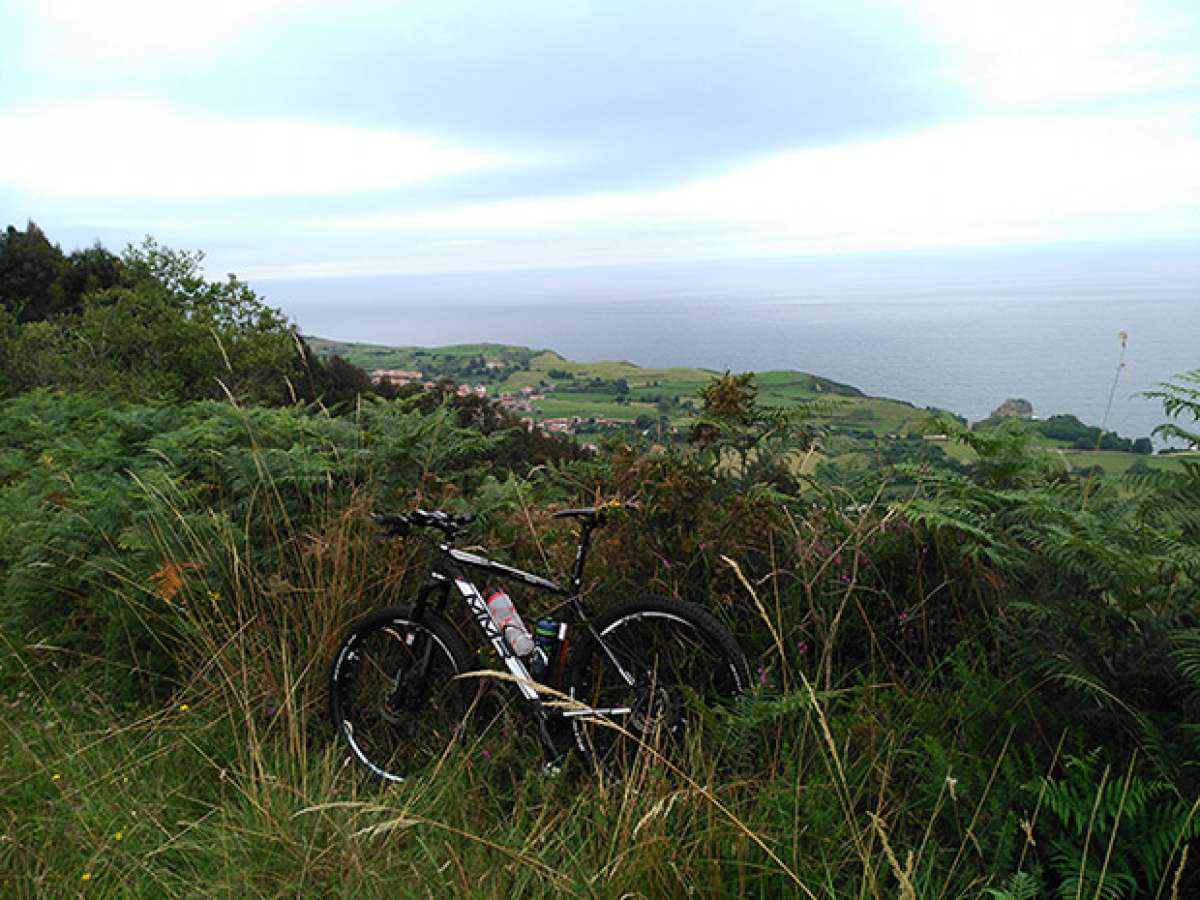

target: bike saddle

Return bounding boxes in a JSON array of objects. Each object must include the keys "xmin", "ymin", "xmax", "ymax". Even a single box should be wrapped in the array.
[
  {"xmin": 553, "ymin": 500, "xmax": 631, "ymax": 523},
  {"xmin": 553, "ymin": 507, "xmax": 599, "ymax": 520}
]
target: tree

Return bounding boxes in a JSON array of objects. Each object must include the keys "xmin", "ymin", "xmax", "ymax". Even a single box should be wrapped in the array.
[
  {"xmin": 0, "ymin": 222, "xmax": 65, "ymax": 322},
  {"xmin": 73, "ymin": 285, "xmax": 203, "ymax": 398},
  {"xmin": 292, "ymin": 345, "xmax": 376, "ymax": 408},
  {"xmin": 0, "ymin": 306, "xmax": 18, "ymax": 397},
  {"xmin": 57, "ymin": 243, "xmax": 123, "ymax": 315},
  {"xmin": 3, "ymin": 232, "xmax": 303, "ymax": 404},
  {"xmin": 108, "ymin": 238, "xmax": 300, "ymax": 403}
]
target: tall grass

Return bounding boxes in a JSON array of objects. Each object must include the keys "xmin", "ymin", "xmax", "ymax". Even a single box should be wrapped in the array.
[
  {"xmin": 4, "ymin": 379, "xmax": 1200, "ymax": 897},
  {"xmin": 0, "ymin": 474, "xmax": 1017, "ymax": 897}
]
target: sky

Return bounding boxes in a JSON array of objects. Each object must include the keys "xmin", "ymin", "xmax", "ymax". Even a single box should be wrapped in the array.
[{"xmin": 2, "ymin": 0, "xmax": 1199, "ymax": 279}]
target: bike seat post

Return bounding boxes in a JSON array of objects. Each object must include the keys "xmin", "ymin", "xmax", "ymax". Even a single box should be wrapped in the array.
[{"xmin": 568, "ymin": 517, "xmax": 596, "ymax": 595}]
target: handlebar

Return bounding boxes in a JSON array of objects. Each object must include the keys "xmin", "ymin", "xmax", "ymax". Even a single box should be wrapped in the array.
[
  {"xmin": 372, "ymin": 509, "xmax": 475, "ymax": 538},
  {"xmin": 376, "ymin": 501, "xmax": 633, "ymax": 538}
]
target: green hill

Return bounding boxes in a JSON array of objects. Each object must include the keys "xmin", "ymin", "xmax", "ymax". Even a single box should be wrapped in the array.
[
  {"xmin": 306, "ymin": 336, "xmax": 1187, "ymax": 475},
  {"xmin": 306, "ymin": 336, "xmax": 940, "ymax": 435}
]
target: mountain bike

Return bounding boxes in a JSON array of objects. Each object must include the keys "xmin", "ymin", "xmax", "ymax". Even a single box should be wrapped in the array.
[{"xmin": 328, "ymin": 504, "xmax": 750, "ymax": 782}]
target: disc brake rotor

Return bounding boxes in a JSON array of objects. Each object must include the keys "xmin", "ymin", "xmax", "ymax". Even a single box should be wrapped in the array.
[{"xmin": 628, "ymin": 680, "xmax": 681, "ymax": 735}]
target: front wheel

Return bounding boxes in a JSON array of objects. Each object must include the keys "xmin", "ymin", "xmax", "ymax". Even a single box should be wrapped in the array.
[
  {"xmin": 329, "ymin": 606, "xmax": 476, "ymax": 782},
  {"xmin": 564, "ymin": 595, "xmax": 750, "ymax": 774}
]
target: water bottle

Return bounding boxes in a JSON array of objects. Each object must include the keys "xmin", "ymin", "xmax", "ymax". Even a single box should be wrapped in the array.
[
  {"xmin": 530, "ymin": 618, "xmax": 559, "ymax": 680},
  {"xmin": 485, "ymin": 589, "xmax": 534, "ymax": 656}
]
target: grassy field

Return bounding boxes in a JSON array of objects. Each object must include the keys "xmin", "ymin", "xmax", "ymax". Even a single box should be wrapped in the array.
[
  {"xmin": 929, "ymin": 435, "xmax": 1192, "ymax": 473},
  {"xmin": 532, "ymin": 397, "xmax": 649, "ymax": 421},
  {"xmin": 308, "ymin": 339, "xmax": 543, "ymax": 373},
  {"xmin": 307, "ymin": 337, "xmax": 1174, "ymax": 475},
  {"xmin": 312, "ymin": 339, "xmax": 943, "ymax": 431},
  {"xmin": 1047, "ymin": 447, "xmax": 1193, "ymax": 473}
]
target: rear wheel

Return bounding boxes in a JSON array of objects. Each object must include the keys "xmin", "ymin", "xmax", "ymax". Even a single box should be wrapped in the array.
[
  {"xmin": 564, "ymin": 595, "xmax": 750, "ymax": 774},
  {"xmin": 329, "ymin": 606, "xmax": 476, "ymax": 782}
]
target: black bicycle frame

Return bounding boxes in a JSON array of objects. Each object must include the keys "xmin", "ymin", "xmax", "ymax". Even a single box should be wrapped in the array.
[{"xmin": 405, "ymin": 519, "xmax": 622, "ymax": 764}]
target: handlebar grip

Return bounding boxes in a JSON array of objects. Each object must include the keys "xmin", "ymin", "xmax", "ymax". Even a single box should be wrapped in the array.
[
  {"xmin": 372, "ymin": 513, "xmax": 412, "ymax": 535},
  {"xmin": 374, "ymin": 509, "xmax": 474, "ymax": 536}
]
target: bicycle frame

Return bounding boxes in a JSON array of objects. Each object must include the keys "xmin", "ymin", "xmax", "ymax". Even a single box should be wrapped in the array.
[{"xmin": 407, "ymin": 518, "xmax": 633, "ymax": 764}]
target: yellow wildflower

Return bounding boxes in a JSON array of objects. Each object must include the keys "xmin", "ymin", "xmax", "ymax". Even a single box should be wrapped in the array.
[
  {"xmin": 81, "ymin": 872, "xmax": 92, "ymax": 881},
  {"xmin": 114, "ymin": 831, "xmax": 124, "ymax": 842},
  {"xmin": 179, "ymin": 704, "xmax": 189, "ymax": 712},
  {"xmin": 51, "ymin": 773, "xmax": 61, "ymax": 781}
]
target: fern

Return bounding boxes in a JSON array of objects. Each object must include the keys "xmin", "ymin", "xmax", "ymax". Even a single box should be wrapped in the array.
[
  {"xmin": 985, "ymin": 870, "xmax": 1042, "ymax": 899},
  {"xmin": 1144, "ymin": 371, "xmax": 1200, "ymax": 449},
  {"xmin": 1030, "ymin": 751, "xmax": 1200, "ymax": 898},
  {"xmin": 1173, "ymin": 629, "xmax": 1200, "ymax": 692}
]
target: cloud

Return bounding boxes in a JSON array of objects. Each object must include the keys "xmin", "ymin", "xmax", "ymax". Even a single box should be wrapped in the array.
[
  {"xmin": 905, "ymin": 0, "xmax": 1200, "ymax": 110},
  {"xmin": 30, "ymin": 0, "xmax": 307, "ymax": 70},
  {"xmin": 5, "ymin": 0, "xmax": 1200, "ymax": 277},
  {"xmin": 0, "ymin": 99, "xmax": 537, "ymax": 199},
  {"xmin": 313, "ymin": 108, "xmax": 1200, "ymax": 270},
  {"xmin": 149, "ymin": 0, "xmax": 959, "ymax": 194}
]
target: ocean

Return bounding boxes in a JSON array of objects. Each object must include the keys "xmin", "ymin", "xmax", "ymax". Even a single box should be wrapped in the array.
[{"xmin": 255, "ymin": 240, "xmax": 1200, "ymax": 442}]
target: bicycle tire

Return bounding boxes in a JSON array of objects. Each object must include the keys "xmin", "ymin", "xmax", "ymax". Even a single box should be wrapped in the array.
[
  {"xmin": 329, "ymin": 606, "xmax": 476, "ymax": 782},
  {"xmin": 564, "ymin": 594, "xmax": 750, "ymax": 774}
]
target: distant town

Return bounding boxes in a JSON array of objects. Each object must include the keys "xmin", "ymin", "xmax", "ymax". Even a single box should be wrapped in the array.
[{"xmin": 366, "ymin": 363, "xmax": 675, "ymax": 441}]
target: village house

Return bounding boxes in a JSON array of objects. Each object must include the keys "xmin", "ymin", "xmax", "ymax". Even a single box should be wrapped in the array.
[{"xmin": 370, "ymin": 368, "xmax": 423, "ymax": 386}]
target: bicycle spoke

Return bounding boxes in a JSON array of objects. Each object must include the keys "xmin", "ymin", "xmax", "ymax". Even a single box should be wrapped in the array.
[
  {"xmin": 330, "ymin": 611, "xmax": 474, "ymax": 782},
  {"xmin": 569, "ymin": 603, "xmax": 747, "ymax": 774}
]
